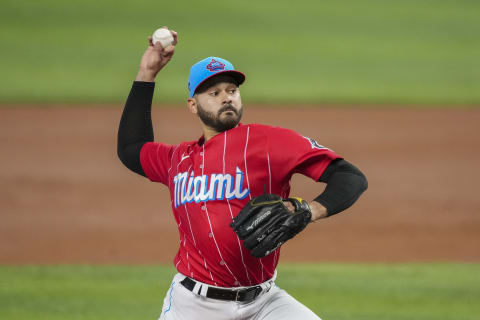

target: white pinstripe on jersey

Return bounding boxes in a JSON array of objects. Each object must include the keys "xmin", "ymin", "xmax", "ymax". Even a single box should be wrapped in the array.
[
  {"xmin": 267, "ymin": 152, "xmax": 272, "ymax": 194},
  {"xmin": 243, "ymin": 126, "xmax": 265, "ymax": 282},
  {"xmin": 267, "ymin": 151, "xmax": 280, "ymax": 265},
  {"xmin": 202, "ymin": 143, "xmax": 240, "ymax": 285},
  {"xmin": 176, "ymin": 162, "xmax": 193, "ymax": 278},
  {"xmin": 243, "ymin": 126, "xmax": 252, "ymax": 201},
  {"xmin": 177, "ymin": 160, "xmax": 216, "ymax": 284},
  {"xmin": 166, "ymin": 145, "xmax": 180, "ymax": 189},
  {"xmin": 223, "ymin": 131, "xmax": 252, "ymax": 286}
]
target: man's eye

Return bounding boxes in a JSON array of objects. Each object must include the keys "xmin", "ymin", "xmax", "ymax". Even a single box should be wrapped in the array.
[
  {"xmin": 210, "ymin": 92, "xmax": 218, "ymax": 96},
  {"xmin": 230, "ymin": 89, "xmax": 236, "ymax": 94}
]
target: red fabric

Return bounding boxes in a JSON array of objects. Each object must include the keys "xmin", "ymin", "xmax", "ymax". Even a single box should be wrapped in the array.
[{"xmin": 140, "ymin": 123, "xmax": 340, "ymax": 287}]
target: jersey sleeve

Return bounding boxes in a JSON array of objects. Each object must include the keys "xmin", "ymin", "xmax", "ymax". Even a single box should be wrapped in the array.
[
  {"xmin": 267, "ymin": 126, "xmax": 342, "ymax": 182},
  {"xmin": 140, "ymin": 142, "xmax": 177, "ymax": 185}
]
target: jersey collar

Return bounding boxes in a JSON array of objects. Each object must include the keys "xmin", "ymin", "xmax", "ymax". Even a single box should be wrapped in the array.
[{"xmin": 196, "ymin": 123, "xmax": 244, "ymax": 147}]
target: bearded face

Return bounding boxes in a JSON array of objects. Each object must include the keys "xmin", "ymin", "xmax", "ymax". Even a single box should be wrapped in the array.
[
  {"xmin": 190, "ymin": 74, "xmax": 244, "ymax": 133},
  {"xmin": 196, "ymin": 102, "xmax": 243, "ymax": 132}
]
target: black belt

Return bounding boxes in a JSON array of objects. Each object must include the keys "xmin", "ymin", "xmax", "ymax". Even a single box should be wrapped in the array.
[{"xmin": 180, "ymin": 277, "xmax": 263, "ymax": 303}]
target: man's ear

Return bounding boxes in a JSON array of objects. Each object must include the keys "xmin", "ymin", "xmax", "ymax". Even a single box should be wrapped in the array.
[{"xmin": 187, "ymin": 98, "xmax": 197, "ymax": 114}]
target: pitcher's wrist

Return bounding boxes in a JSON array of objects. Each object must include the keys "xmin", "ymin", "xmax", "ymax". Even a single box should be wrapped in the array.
[
  {"xmin": 308, "ymin": 201, "xmax": 328, "ymax": 222},
  {"xmin": 136, "ymin": 70, "xmax": 157, "ymax": 82}
]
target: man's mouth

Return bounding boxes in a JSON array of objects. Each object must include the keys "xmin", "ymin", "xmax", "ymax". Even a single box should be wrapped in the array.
[{"xmin": 219, "ymin": 106, "xmax": 237, "ymax": 115}]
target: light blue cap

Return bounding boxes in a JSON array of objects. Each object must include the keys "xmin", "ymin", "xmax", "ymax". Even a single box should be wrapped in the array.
[{"xmin": 188, "ymin": 57, "xmax": 245, "ymax": 98}]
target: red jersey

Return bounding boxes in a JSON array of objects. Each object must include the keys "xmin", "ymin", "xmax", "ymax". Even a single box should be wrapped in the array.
[{"xmin": 140, "ymin": 123, "xmax": 340, "ymax": 287}]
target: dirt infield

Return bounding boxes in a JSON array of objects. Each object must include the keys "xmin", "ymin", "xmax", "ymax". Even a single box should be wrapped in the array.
[{"xmin": 1, "ymin": 106, "xmax": 479, "ymax": 264}]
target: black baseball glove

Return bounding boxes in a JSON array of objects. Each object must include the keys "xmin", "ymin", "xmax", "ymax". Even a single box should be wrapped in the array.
[{"xmin": 230, "ymin": 193, "xmax": 312, "ymax": 258}]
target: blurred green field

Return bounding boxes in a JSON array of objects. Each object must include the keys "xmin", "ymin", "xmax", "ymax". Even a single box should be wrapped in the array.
[
  {"xmin": 0, "ymin": 0, "xmax": 479, "ymax": 105},
  {"xmin": 1, "ymin": 264, "xmax": 479, "ymax": 320}
]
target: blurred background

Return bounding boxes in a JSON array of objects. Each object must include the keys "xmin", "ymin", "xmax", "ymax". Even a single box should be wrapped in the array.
[{"xmin": 1, "ymin": 0, "xmax": 479, "ymax": 319}]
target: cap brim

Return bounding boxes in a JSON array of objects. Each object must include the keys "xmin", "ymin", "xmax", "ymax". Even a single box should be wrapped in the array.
[{"xmin": 193, "ymin": 70, "xmax": 246, "ymax": 96}]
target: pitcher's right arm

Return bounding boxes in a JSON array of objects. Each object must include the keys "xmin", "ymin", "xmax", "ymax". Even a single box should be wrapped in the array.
[{"xmin": 117, "ymin": 28, "xmax": 178, "ymax": 176}]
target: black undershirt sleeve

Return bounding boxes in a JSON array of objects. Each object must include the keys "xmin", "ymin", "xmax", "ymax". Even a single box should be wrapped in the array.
[
  {"xmin": 117, "ymin": 81, "xmax": 155, "ymax": 177},
  {"xmin": 314, "ymin": 159, "xmax": 368, "ymax": 217}
]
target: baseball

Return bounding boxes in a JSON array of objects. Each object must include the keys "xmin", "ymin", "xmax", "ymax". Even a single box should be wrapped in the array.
[{"xmin": 152, "ymin": 28, "xmax": 174, "ymax": 48}]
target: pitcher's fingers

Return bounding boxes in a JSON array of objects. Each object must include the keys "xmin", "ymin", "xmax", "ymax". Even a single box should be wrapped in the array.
[
  {"xmin": 153, "ymin": 40, "xmax": 165, "ymax": 52},
  {"xmin": 148, "ymin": 36, "xmax": 154, "ymax": 47},
  {"xmin": 163, "ymin": 45, "xmax": 175, "ymax": 57},
  {"xmin": 171, "ymin": 30, "xmax": 178, "ymax": 45}
]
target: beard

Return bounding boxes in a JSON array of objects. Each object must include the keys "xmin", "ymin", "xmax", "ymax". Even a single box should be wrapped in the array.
[{"xmin": 196, "ymin": 103, "xmax": 243, "ymax": 132}]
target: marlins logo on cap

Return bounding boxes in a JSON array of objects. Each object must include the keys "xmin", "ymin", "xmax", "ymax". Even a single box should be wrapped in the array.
[
  {"xmin": 188, "ymin": 57, "xmax": 245, "ymax": 98},
  {"xmin": 206, "ymin": 59, "xmax": 226, "ymax": 72}
]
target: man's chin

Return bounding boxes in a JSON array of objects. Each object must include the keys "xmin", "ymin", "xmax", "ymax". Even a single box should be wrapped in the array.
[
  {"xmin": 219, "ymin": 113, "xmax": 239, "ymax": 122},
  {"xmin": 217, "ymin": 119, "xmax": 240, "ymax": 132}
]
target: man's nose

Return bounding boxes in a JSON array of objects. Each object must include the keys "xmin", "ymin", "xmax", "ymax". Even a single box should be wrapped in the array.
[{"xmin": 221, "ymin": 91, "xmax": 232, "ymax": 104}]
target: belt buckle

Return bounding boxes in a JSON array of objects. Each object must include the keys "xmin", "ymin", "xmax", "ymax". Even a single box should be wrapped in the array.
[
  {"xmin": 235, "ymin": 290, "xmax": 240, "ymax": 302},
  {"xmin": 242, "ymin": 286, "xmax": 261, "ymax": 303},
  {"xmin": 253, "ymin": 286, "xmax": 262, "ymax": 299}
]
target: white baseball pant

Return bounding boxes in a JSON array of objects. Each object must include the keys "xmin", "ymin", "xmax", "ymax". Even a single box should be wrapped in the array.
[{"xmin": 158, "ymin": 273, "xmax": 321, "ymax": 320}]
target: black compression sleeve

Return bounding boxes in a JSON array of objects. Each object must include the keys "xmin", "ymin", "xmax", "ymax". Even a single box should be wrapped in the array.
[
  {"xmin": 314, "ymin": 159, "xmax": 368, "ymax": 216},
  {"xmin": 117, "ymin": 81, "xmax": 155, "ymax": 176}
]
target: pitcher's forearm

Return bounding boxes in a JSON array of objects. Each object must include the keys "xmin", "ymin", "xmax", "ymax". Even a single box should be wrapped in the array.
[{"xmin": 117, "ymin": 81, "xmax": 155, "ymax": 176}]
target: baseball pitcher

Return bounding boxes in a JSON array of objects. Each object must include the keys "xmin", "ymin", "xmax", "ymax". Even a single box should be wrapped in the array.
[{"xmin": 117, "ymin": 27, "xmax": 368, "ymax": 320}]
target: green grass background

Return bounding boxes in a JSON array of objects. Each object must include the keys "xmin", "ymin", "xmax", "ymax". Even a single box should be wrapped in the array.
[
  {"xmin": 1, "ymin": 264, "xmax": 479, "ymax": 320},
  {"xmin": 1, "ymin": 0, "xmax": 479, "ymax": 104},
  {"xmin": 2, "ymin": 2, "xmax": 478, "ymax": 318}
]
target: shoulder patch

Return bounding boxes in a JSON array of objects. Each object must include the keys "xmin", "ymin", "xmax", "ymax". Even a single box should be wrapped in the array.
[{"xmin": 303, "ymin": 136, "xmax": 329, "ymax": 150}]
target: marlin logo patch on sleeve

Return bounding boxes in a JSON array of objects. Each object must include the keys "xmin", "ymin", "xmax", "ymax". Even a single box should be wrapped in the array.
[{"xmin": 303, "ymin": 136, "xmax": 330, "ymax": 150}]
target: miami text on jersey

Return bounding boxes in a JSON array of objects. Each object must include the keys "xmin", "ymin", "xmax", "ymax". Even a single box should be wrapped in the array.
[{"xmin": 173, "ymin": 166, "xmax": 250, "ymax": 208}]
